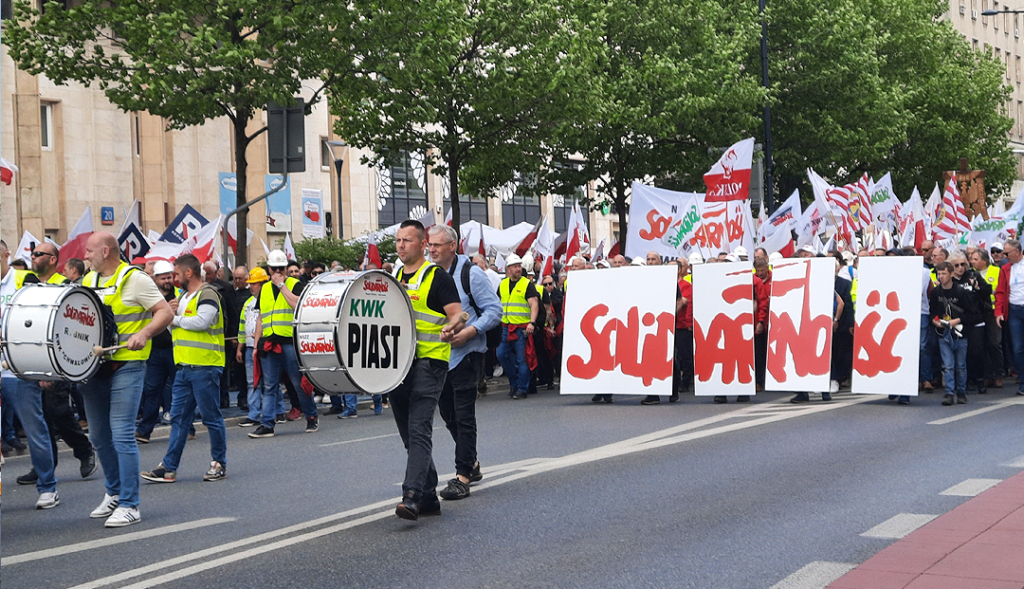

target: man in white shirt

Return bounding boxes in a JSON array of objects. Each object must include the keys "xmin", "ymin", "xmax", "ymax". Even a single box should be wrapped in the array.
[{"xmin": 994, "ymin": 239, "xmax": 1024, "ymax": 395}]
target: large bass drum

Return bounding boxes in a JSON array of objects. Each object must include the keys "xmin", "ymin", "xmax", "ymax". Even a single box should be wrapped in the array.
[
  {"xmin": 293, "ymin": 270, "xmax": 417, "ymax": 394},
  {"xmin": 1, "ymin": 283, "xmax": 106, "ymax": 381}
]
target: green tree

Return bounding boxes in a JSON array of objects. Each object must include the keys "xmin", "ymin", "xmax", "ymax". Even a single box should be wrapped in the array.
[
  {"xmin": 544, "ymin": 0, "xmax": 765, "ymax": 252},
  {"xmin": 766, "ymin": 0, "xmax": 1015, "ymax": 200},
  {"xmin": 293, "ymin": 234, "xmax": 396, "ymax": 269},
  {"xmin": 5, "ymin": 0, "xmax": 356, "ymax": 267},
  {"xmin": 329, "ymin": 0, "xmax": 600, "ymax": 236}
]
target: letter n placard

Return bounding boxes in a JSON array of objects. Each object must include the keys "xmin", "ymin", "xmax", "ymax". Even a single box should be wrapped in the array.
[
  {"xmin": 560, "ymin": 266, "xmax": 677, "ymax": 396},
  {"xmin": 692, "ymin": 263, "xmax": 756, "ymax": 396}
]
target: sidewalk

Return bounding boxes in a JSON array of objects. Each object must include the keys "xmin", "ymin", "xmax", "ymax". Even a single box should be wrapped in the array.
[{"xmin": 827, "ymin": 470, "xmax": 1024, "ymax": 589}]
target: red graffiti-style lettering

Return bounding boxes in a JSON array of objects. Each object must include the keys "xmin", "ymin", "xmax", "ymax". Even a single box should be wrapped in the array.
[
  {"xmin": 766, "ymin": 262, "xmax": 831, "ymax": 382},
  {"xmin": 640, "ymin": 210, "xmax": 673, "ymax": 240},
  {"xmin": 852, "ymin": 289, "xmax": 906, "ymax": 377},
  {"xmin": 694, "ymin": 312, "xmax": 754, "ymax": 385},
  {"xmin": 566, "ymin": 305, "xmax": 675, "ymax": 386}
]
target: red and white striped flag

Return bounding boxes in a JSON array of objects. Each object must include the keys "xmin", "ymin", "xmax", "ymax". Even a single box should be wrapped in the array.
[{"xmin": 932, "ymin": 175, "xmax": 970, "ymax": 241}]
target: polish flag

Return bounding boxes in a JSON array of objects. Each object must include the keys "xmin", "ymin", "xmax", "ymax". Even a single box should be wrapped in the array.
[
  {"xmin": 444, "ymin": 208, "xmax": 453, "ymax": 226},
  {"xmin": 361, "ymin": 231, "xmax": 382, "ymax": 269},
  {"xmin": 283, "ymin": 233, "xmax": 296, "ymax": 261},
  {"xmin": 1, "ymin": 157, "xmax": 18, "ymax": 185},
  {"xmin": 513, "ymin": 215, "xmax": 547, "ymax": 257},
  {"xmin": 535, "ymin": 220, "xmax": 556, "ymax": 278},
  {"xmin": 58, "ymin": 206, "xmax": 95, "ymax": 267},
  {"xmin": 704, "ymin": 137, "xmax": 755, "ymax": 202},
  {"xmin": 590, "ymin": 237, "xmax": 607, "ymax": 263},
  {"xmin": 180, "ymin": 215, "xmax": 223, "ymax": 264},
  {"xmin": 898, "ymin": 187, "xmax": 927, "ymax": 250},
  {"xmin": 564, "ymin": 201, "xmax": 590, "ymax": 261},
  {"xmin": 607, "ymin": 239, "xmax": 620, "ymax": 259},
  {"xmin": 759, "ymin": 220, "xmax": 795, "ymax": 258}
]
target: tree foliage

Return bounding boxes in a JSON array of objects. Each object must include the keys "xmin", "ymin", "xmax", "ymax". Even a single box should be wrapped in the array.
[
  {"xmin": 765, "ymin": 0, "xmax": 1015, "ymax": 199},
  {"xmin": 293, "ymin": 235, "xmax": 396, "ymax": 269},
  {"xmin": 329, "ymin": 0, "xmax": 601, "ymax": 235},
  {"xmin": 5, "ymin": 0, "xmax": 357, "ymax": 266}
]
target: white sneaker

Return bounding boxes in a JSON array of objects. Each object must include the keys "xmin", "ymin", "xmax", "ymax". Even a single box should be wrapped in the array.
[
  {"xmin": 35, "ymin": 492, "xmax": 60, "ymax": 510},
  {"xmin": 90, "ymin": 493, "xmax": 120, "ymax": 518},
  {"xmin": 493, "ymin": 366, "xmax": 504, "ymax": 378},
  {"xmin": 829, "ymin": 380, "xmax": 840, "ymax": 394},
  {"xmin": 105, "ymin": 506, "xmax": 141, "ymax": 528}
]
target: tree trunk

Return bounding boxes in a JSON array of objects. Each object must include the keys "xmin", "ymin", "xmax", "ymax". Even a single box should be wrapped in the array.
[
  {"xmin": 615, "ymin": 180, "xmax": 628, "ymax": 254},
  {"xmin": 448, "ymin": 161, "xmax": 461, "ymax": 241},
  {"xmin": 233, "ymin": 117, "xmax": 249, "ymax": 268}
]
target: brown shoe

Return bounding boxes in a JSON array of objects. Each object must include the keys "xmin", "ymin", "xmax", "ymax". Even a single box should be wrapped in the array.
[
  {"xmin": 995, "ymin": 378, "xmax": 1004, "ymax": 387},
  {"xmin": 921, "ymin": 381, "xmax": 934, "ymax": 391}
]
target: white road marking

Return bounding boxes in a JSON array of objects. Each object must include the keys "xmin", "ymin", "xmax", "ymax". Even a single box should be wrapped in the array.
[
  {"xmin": 940, "ymin": 478, "xmax": 1003, "ymax": 496},
  {"xmin": 860, "ymin": 513, "xmax": 938, "ymax": 539},
  {"xmin": 1002, "ymin": 455, "xmax": 1024, "ymax": 468},
  {"xmin": 2, "ymin": 518, "xmax": 235, "ymax": 567},
  {"xmin": 769, "ymin": 561, "xmax": 857, "ymax": 589},
  {"xmin": 927, "ymin": 396, "xmax": 1024, "ymax": 425},
  {"xmin": 318, "ymin": 432, "xmax": 399, "ymax": 447},
  {"xmin": 71, "ymin": 395, "xmax": 873, "ymax": 589}
]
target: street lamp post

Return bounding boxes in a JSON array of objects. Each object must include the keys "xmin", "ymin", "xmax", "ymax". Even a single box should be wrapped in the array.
[
  {"xmin": 760, "ymin": 0, "xmax": 775, "ymax": 214},
  {"xmin": 981, "ymin": 8, "xmax": 1024, "ymax": 15},
  {"xmin": 326, "ymin": 140, "xmax": 348, "ymax": 240}
]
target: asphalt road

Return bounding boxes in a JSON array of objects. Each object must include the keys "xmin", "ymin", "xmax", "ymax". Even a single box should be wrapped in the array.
[{"xmin": 2, "ymin": 383, "xmax": 1022, "ymax": 589}]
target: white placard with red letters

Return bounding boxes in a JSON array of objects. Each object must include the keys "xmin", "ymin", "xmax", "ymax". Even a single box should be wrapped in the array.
[
  {"xmin": 560, "ymin": 266, "xmax": 677, "ymax": 396},
  {"xmin": 692, "ymin": 263, "xmax": 756, "ymax": 396},
  {"xmin": 765, "ymin": 257, "xmax": 835, "ymax": 392},
  {"xmin": 852, "ymin": 257, "xmax": 922, "ymax": 395}
]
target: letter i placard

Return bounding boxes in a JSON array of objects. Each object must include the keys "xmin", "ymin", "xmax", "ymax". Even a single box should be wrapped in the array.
[{"xmin": 560, "ymin": 266, "xmax": 678, "ymax": 397}]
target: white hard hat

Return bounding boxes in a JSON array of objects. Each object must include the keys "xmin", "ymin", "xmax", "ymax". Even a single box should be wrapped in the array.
[
  {"xmin": 768, "ymin": 251, "xmax": 783, "ymax": 263},
  {"xmin": 521, "ymin": 252, "xmax": 535, "ymax": 274},
  {"xmin": 505, "ymin": 253, "xmax": 523, "ymax": 267},
  {"xmin": 267, "ymin": 249, "xmax": 288, "ymax": 267},
  {"xmin": 798, "ymin": 245, "xmax": 816, "ymax": 255},
  {"xmin": 734, "ymin": 246, "xmax": 749, "ymax": 259},
  {"xmin": 153, "ymin": 260, "xmax": 174, "ymax": 276},
  {"xmin": 841, "ymin": 251, "xmax": 856, "ymax": 265},
  {"xmin": 631, "ymin": 257, "xmax": 646, "ymax": 266},
  {"xmin": 688, "ymin": 252, "xmax": 704, "ymax": 265},
  {"xmin": 725, "ymin": 253, "xmax": 739, "ymax": 263}
]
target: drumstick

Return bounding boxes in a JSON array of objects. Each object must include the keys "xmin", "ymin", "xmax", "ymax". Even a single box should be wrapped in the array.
[{"xmin": 93, "ymin": 337, "xmax": 239, "ymax": 357}]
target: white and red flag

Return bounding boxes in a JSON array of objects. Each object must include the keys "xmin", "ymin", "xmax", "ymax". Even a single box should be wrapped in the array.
[
  {"xmin": 58, "ymin": 206, "xmax": 95, "ymax": 267},
  {"xmin": 704, "ymin": 138, "xmax": 755, "ymax": 202},
  {"xmin": 361, "ymin": 231, "xmax": 382, "ymax": 269},
  {"xmin": 564, "ymin": 201, "xmax": 590, "ymax": 260},
  {"xmin": 180, "ymin": 215, "xmax": 224, "ymax": 264},
  {"xmin": 898, "ymin": 187, "xmax": 927, "ymax": 250},
  {"xmin": 808, "ymin": 169, "xmax": 855, "ymax": 250},
  {"xmin": 932, "ymin": 175, "xmax": 970, "ymax": 242},
  {"xmin": 283, "ymin": 233, "xmax": 296, "ymax": 261},
  {"xmin": 513, "ymin": 215, "xmax": 547, "ymax": 257},
  {"xmin": 1, "ymin": 157, "xmax": 19, "ymax": 185},
  {"xmin": 758, "ymin": 189, "xmax": 800, "ymax": 258}
]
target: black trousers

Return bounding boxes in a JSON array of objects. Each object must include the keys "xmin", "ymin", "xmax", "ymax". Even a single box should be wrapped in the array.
[
  {"xmin": 42, "ymin": 386, "xmax": 93, "ymax": 466},
  {"xmin": 966, "ymin": 323, "xmax": 987, "ymax": 384},
  {"xmin": 754, "ymin": 331, "xmax": 768, "ymax": 387},
  {"xmin": 438, "ymin": 352, "xmax": 482, "ymax": 479},
  {"xmin": 831, "ymin": 329, "xmax": 853, "ymax": 383},
  {"xmin": 673, "ymin": 328, "xmax": 694, "ymax": 394},
  {"xmin": 390, "ymin": 358, "xmax": 447, "ymax": 498}
]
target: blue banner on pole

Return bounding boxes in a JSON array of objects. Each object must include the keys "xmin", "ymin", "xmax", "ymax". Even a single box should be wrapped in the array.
[{"xmin": 159, "ymin": 204, "xmax": 209, "ymax": 244}]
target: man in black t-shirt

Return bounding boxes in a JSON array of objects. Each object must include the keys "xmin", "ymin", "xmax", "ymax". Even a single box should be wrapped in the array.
[
  {"xmin": 931, "ymin": 262, "xmax": 980, "ymax": 406},
  {"xmin": 391, "ymin": 220, "xmax": 465, "ymax": 521}
]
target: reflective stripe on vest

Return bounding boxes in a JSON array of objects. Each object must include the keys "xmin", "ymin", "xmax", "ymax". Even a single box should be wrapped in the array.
[
  {"xmin": 398, "ymin": 263, "xmax": 450, "ymax": 362},
  {"xmin": 499, "ymin": 277, "xmax": 533, "ymax": 325},
  {"xmin": 84, "ymin": 262, "xmax": 153, "ymax": 361},
  {"xmin": 172, "ymin": 285, "xmax": 225, "ymax": 366},
  {"xmin": 984, "ymin": 264, "xmax": 1000, "ymax": 304},
  {"xmin": 259, "ymin": 277, "xmax": 299, "ymax": 338}
]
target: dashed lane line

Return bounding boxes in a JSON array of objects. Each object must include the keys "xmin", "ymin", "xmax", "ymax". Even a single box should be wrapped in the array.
[
  {"xmin": 939, "ymin": 478, "xmax": 1004, "ymax": 497},
  {"xmin": 927, "ymin": 396, "xmax": 1024, "ymax": 425},
  {"xmin": 860, "ymin": 513, "xmax": 938, "ymax": 539},
  {"xmin": 769, "ymin": 561, "xmax": 857, "ymax": 589},
  {"xmin": 1002, "ymin": 455, "xmax": 1024, "ymax": 468}
]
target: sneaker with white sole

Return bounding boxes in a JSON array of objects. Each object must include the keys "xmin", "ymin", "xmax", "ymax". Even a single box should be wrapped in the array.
[
  {"xmin": 90, "ymin": 493, "xmax": 120, "ymax": 518},
  {"xmin": 203, "ymin": 461, "xmax": 226, "ymax": 482},
  {"xmin": 35, "ymin": 492, "xmax": 60, "ymax": 510},
  {"xmin": 105, "ymin": 506, "xmax": 141, "ymax": 528},
  {"xmin": 140, "ymin": 463, "xmax": 176, "ymax": 483},
  {"xmin": 829, "ymin": 380, "xmax": 840, "ymax": 394}
]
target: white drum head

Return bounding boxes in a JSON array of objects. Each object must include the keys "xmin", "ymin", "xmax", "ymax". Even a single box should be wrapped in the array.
[
  {"xmin": 338, "ymin": 271, "xmax": 417, "ymax": 394},
  {"xmin": 52, "ymin": 289, "xmax": 105, "ymax": 379}
]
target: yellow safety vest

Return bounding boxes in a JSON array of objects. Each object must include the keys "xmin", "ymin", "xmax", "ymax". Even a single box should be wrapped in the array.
[
  {"xmin": 398, "ymin": 262, "xmax": 450, "ymax": 362},
  {"xmin": 499, "ymin": 277, "xmax": 534, "ymax": 325},
  {"xmin": 84, "ymin": 262, "xmax": 153, "ymax": 362},
  {"xmin": 260, "ymin": 277, "xmax": 299, "ymax": 338},
  {"xmin": 983, "ymin": 264, "xmax": 1000, "ymax": 304},
  {"xmin": 44, "ymin": 272, "xmax": 68, "ymax": 285},
  {"xmin": 851, "ymin": 277, "xmax": 858, "ymax": 305},
  {"xmin": 172, "ymin": 285, "xmax": 225, "ymax": 366},
  {"xmin": 238, "ymin": 295, "xmax": 255, "ymax": 347},
  {"xmin": 12, "ymin": 269, "xmax": 36, "ymax": 289},
  {"xmin": 684, "ymin": 274, "xmax": 692, "ymax": 284}
]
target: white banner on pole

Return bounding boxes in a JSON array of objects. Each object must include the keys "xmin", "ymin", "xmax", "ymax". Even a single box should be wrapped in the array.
[
  {"xmin": 693, "ymin": 262, "xmax": 755, "ymax": 396},
  {"xmin": 852, "ymin": 257, "xmax": 923, "ymax": 396},
  {"xmin": 560, "ymin": 266, "xmax": 677, "ymax": 396},
  {"xmin": 765, "ymin": 258, "xmax": 835, "ymax": 392},
  {"xmin": 625, "ymin": 182, "xmax": 705, "ymax": 261}
]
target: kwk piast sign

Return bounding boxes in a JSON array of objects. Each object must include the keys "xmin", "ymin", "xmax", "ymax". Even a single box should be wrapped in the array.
[{"xmin": 560, "ymin": 266, "xmax": 678, "ymax": 396}]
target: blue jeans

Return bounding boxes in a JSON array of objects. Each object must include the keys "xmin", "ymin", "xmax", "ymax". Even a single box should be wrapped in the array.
[
  {"xmin": 0, "ymin": 378, "xmax": 57, "ymax": 493},
  {"xmin": 1008, "ymin": 304, "xmax": 1024, "ymax": 392},
  {"xmin": 938, "ymin": 331, "xmax": 968, "ymax": 396},
  {"xmin": 343, "ymin": 394, "xmax": 358, "ymax": 415},
  {"xmin": 137, "ymin": 347, "xmax": 177, "ymax": 437},
  {"xmin": 260, "ymin": 343, "xmax": 316, "ymax": 428},
  {"xmin": 497, "ymin": 325, "xmax": 530, "ymax": 393},
  {"xmin": 919, "ymin": 314, "xmax": 935, "ymax": 382},
  {"xmin": 244, "ymin": 350, "xmax": 263, "ymax": 421},
  {"xmin": 162, "ymin": 366, "xmax": 227, "ymax": 472},
  {"xmin": 78, "ymin": 361, "xmax": 147, "ymax": 508}
]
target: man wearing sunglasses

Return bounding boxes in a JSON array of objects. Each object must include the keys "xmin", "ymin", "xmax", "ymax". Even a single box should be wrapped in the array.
[{"xmin": 950, "ymin": 251, "xmax": 992, "ymax": 395}]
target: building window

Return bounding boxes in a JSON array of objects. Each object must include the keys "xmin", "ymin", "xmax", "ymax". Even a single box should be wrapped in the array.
[
  {"xmin": 499, "ymin": 178, "xmax": 541, "ymax": 229},
  {"xmin": 973, "ymin": 38, "xmax": 979, "ymax": 51},
  {"xmin": 445, "ymin": 195, "xmax": 489, "ymax": 225},
  {"xmin": 1017, "ymin": 101, "xmax": 1022, "ymax": 137},
  {"xmin": 40, "ymin": 103, "xmax": 53, "ymax": 151},
  {"xmin": 375, "ymin": 150, "xmax": 429, "ymax": 228},
  {"xmin": 984, "ymin": 0, "xmax": 990, "ymax": 24},
  {"xmin": 134, "ymin": 113, "xmax": 140, "ymax": 156},
  {"xmin": 320, "ymin": 138, "xmax": 332, "ymax": 170}
]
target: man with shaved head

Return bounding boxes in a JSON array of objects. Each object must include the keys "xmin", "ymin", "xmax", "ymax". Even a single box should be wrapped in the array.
[
  {"xmin": 611, "ymin": 255, "xmax": 627, "ymax": 268},
  {"xmin": 80, "ymin": 231, "xmax": 173, "ymax": 527}
]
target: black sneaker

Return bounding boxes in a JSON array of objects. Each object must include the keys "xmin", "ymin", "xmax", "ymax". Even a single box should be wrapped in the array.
[
  {"xmin": 248, "ymin": 425, "xmax": 275, "ymax": 438},
  {"xmin": 736, "ymin": 395, "xmax": 751, "ymax": 403},
  {"xmin": 640, "ymin": 396, "xmax": 660, "ymax": 405},
  {"xmin": 713, "ymin": 396, "xmax": 727, "ymax": 404},
  {"xmin": 942, "ymin": 394, "xmax": 955, "ymax": 406},
  {"xmin": 439, "ymin": 478, "xmax": 471, "ymax": 500},
  {"xmin": 469, "ymin": 462, "xmax": 483, "ymax": 483},
  {"xmin": 790, "ymin": 393, "xmax": 810, "ymax": 404},
  {"xmin": 275, "ymin": 413, "xmax": 287, "ymax": 424},
  {"xmin": 17, "ymin": 468, "xmax": 38, "ymax": 485},
  {"xmin": 305, "ymin": 416, "xmax": 319, "ymax": 433},
  {"xmin": 324, "ymin": 406, "xmax": 345, "ymax": 416},
  {"xmin": 957, "ymin": 394, "xmax": 968, "ymax": 405},
  {"xmin": 80, "ymin": 451, "xmax": 98, "ymax": 479},
  {"xmin": 420, "ymin": 494, "xmax": 442, "ymax": 516},
  {"xmin": 237, "ymin": 418, "xmax": 259, "ymax": 427}
]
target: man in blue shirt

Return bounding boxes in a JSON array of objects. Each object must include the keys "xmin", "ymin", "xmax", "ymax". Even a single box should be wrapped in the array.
[{"xmin": 428, "ymin": 225, "xmax": 502, "ymax": 500}]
